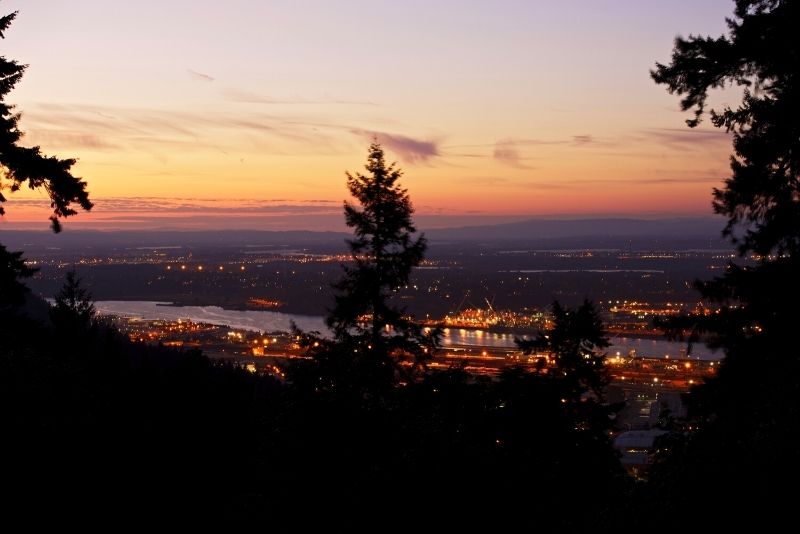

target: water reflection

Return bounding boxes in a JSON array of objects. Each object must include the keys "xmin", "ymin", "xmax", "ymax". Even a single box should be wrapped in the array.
[{"xmin": 93, "ymin": 301, "xmax": 718, "ymax": 360}]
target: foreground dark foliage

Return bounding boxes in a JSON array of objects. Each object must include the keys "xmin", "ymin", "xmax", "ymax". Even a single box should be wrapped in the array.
[
  {"xmin": 646, "ymin": 0, "xmax": 800, "ymax": 528},
  {"xmin": 1, "ymin": 306, "xmax": 629, "ymax": 531}
]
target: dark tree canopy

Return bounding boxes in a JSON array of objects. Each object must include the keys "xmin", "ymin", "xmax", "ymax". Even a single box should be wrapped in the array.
[
  {"xmin": 1, "ymin": 10, "xmax": 92, "ymax": 232},
  {"xmin": 651, "ymin": 0, "xmax": 799, "ymax": 256},
  {"xmin": 515, "ymin": 300, "xmax": 615, "ymax": 442}
]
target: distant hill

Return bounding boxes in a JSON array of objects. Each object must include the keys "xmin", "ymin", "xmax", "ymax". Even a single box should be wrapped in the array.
[
  {"xmin": 424, "ymin": 216, "xmax": 729, "ymax": 250},
  {"xmin": 426, "ymin": 217, "xmax": 725, "ymax": 241},
  {"xmin": 0, "ymin": 229, "xmax": 350, "ymax": 249},
  {"xmin": 0, "ymin": 216, "xmax": 729, "ymax": 251}
]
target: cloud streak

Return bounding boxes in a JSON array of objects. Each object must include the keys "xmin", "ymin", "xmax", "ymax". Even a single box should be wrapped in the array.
[
  {"xmin": 19, "ymin": 102, "xmax": 349, "ymax": 159},
  {"xmin": 352, "ymin": 130, "xmax": 440, "ymax": 164},
  {"xmin": 187, "ymin": 69, "xmax": 215, "ymax": 82},
  {"xmin": 459, "ymin": 135, "xmax": 619, "ymax": 166},
  {"xmin": 572, "ymin": 134, "xmax": 593, "ymax": 145},
  {"xmin": 20, "ymin": 102, "xmax": 436, "ymax": 166},
  {"xmin": 23, "ymin": 130, "xmax": 119, "ymax": 151},
  {"xmin": 451, "ymin": 170, "xmax": 724, "ymax": 191},
  {"xmin": 492, "ymin": 139, "xmax": 539, "ymax": 168},
  {"xmin": 222, "ymin": 88, "xmax": 377, "ymax": 106},
  {"xmin": 643, "ymin": 128, "xmax": 731, "ymax": 150},
  {"xmin": 7, "ymin": 196, "xmax": 341, "ymax": 215}
]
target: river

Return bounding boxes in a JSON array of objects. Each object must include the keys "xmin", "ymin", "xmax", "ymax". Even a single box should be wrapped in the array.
[{"xmin": 93, "ymin": 300, "xmax": 720, "ymax": 360}]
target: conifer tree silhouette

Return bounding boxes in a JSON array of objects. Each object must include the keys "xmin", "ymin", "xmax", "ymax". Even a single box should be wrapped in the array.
[
  {"xmin": 649, "ymin": 1, "xmax": 800, "ymax": 527},
  {"xmin": 0, "ymin": 9, "xmax": 92, "ymax": 310},
  {"xmin": 298, "ymin": 142, "xmax": 438, "ymax": 391}
]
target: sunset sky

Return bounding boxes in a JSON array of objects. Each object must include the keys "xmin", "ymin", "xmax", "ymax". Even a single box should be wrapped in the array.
[{"xmin": 1, "ymin": 0, "xmax": 737, "ymax": 231}]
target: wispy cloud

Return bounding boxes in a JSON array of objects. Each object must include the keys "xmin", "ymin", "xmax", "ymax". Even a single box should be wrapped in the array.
[
  {"xmin": 49, "ymin": 214, "xmax": 349, "ymax": 232},
  {"xmin": 643, "ymin": 128, "xmax": 731, "ymax": 150},
  {"xmin": 7, "ymin": 196, "xmax": 341, "ymax": 215},
  {"xmin": 19, "ymin": 100, "xmax": 431, "ymax": 165},
  {"xmin": 490, "ymin": 134, "xmax": 627, "ymax": 155},
  {"xmin": 102, "ymin": 198, "xmax": 341, "ymax": 215},
  {"xmin": 222, "ymin": 88, "xmax": 377, "ymax": 106},
  {"xmin": 352, "ymin": 130, "xmax": 440, "ymax": 164},
  {"xmin": 454, "ymin": 136, "xmax": 598, "ymax": 166},
  {"xmin": 458, "ymin": 176, "xmax": 514, "ymax": 186},
  {"xmin": 492, "ymin": 139, "xmax": 539, "ymax": 168},
  {"xmin": 455, "ymin": 176, "xmax": 565, "ymax": 190},
  {"xmin": 541, "ymin": 174, "xmax": 724, "ymax": 187},
  {"xmin": 19, "ymin": 102, "xmax": 349, "ymax": 159},
  {"xmin": 572, "ymin": 134, "xmax": 593, "ymax": 145},
  {"xmin": 452, "ymin": 170, "xmax": 723, "ymax": 191},
  {"xmin": 23, "ymin": 131, "xmax": 119, "ymax": 151},
  {"xmin": 639, "ymin": 167, "xmax": 725, "ymax": 184},
  {"xmin": 187, "ymin": 69, "xmax": 215, "ymax": 82}
]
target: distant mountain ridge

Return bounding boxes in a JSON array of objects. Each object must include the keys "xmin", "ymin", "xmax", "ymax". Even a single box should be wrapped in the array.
[
  {"xmin": 0, "ymin": 216, "xmax": 727, "ymax": 250},
  {"xmin": 426, "ymin": 216, "xmax": 725, "ymax": 241},
  {"xmin": 0, "ymin": 229, "xmax": 350, "ymax": 249}
]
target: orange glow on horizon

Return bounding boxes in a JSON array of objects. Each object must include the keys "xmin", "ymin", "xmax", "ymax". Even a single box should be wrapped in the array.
[{"xmin": 0, "ymin": 0, "xmax": 736, "ymax": 231}]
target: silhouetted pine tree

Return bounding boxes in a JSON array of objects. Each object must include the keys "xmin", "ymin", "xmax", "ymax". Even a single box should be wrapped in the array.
[
  {"xmin": 646, "ymin": 0, "xmax": 800, "ymax": 528},
  {"xmin": 50, "ymin": 270, "xmax": 96, "ymax": 335},
  {"xmin": 297, "ymin": 142, "xmax": 438, "ymax": 392},
  {"xmin": 0, "ymin": 9, "xmax": 92, "ymax": 312},
  {"xmin": 0, "ymin": 11, "xmax": 92, "ymax": 232}
]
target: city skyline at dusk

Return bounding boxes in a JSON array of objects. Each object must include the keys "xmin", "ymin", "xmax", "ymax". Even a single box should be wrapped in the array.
[
  {"xmin": 2, "ymin": 0, "xmax": 735, "ymax": 231},
  {"xmin": 3, "ymin": 2, "xmax": 796, "ymax": 528}
]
